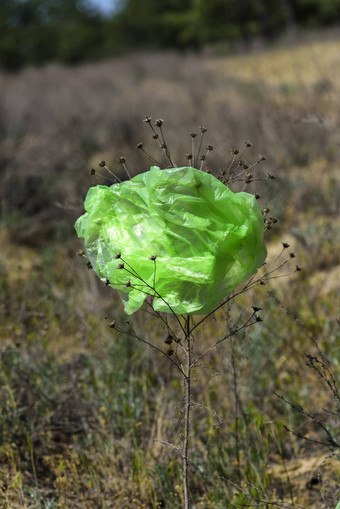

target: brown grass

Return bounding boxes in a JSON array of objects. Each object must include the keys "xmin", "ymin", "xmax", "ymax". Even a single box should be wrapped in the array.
[{"xmin": 0, "ymin": 34, "xmax": 339, "ymax": 508}]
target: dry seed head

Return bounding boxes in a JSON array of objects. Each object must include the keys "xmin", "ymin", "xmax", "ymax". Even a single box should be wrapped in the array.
[
  {"xmin": 152, "ymin": 134, "xmax": 159, "ymax": 140},
  {"xmin": 167, "ymin": 349, "xmax": 174, "ymax": 356},
  {"xmin": 108, "ymin": 320, "xmax": 116, "ymax": 328},
  {"xmin": 118, "ymin": 157, "xmax": 126, "ymax": 164},
  {"xmin": 254, "ymin": 193, "xmax": 261, "ymax": 200},
  {"xmin": 77, "ymin": 249, "xmax": 85, "ymax": 256},
  {"xmin": 143, "ymin": 116, "xmax": 152, "ymax": 123},
  {"xmin": 258, "ymin": 154, "xmax": 266, "ymax": 161},
  {"xmin": 136, "ymin": 142, "xmax": 143, "ymax": 149},
  {"xmin": 190, "ymin": 132, "xmax": 197, "ymax": 138},
  {"xmin": 267, "ymin": 172, "xmax": 275, "ymax": 179},
  {"xmin": 186, "ymin": 154, "xmax": 193, "ymax": 161},
  {"xmin": 165, "ymin": 335, "xmax": 173, "ymax": 345},
  {"xmin": 155, "ymin": 119, "xmax": 164, "ymax": 127},
  {"xmin": 296, "ymin": 265, "xmax": 302, "ymax": 272},
  {"xmin": 252, "ymin": 306, "xmax": 262, "ymax": 312},
  {"xmin": 117, "ymin": 263, "xmax": 125, "ymax": 269},
  {"xmin": 262, "ymin": 207, "xmax": 270, "ymax": 214},
  {"xmin": 245, "ymin": 141, "xmax": 253, "ymax": 147},
  {"xmin": 98, "ymin": 160, "xmax": 106, "ymax": 167},
  {"xmin": 149, "ymin": 254, "xmax": 157, "ymax": 261},
  {"xmin": 200, "ymin": 154, "xmax": 206, "ymax": 161},
  {"xmin": 124, "ymin": 280, "xmax": 131, "ymax": 287},
  {"xmin": 256, "ymin": 315, "xmax": 263, "ymax": 322},
  {"xmin": 200, "ymin": 126, "xmax": 207, "ymax": 133},
  {"xmin": 289, "ymin": 252, "xmax": 296, "ymax": 258},
  {"xmin": 205, "ymin": 168, "xmax": 212, "ymax": 174},
  {"xmin": 231, "ymin": 148, "xmax": 239, "ymax": 155},
  {"xmin": 206, "ymin": 144, "xmax": 213, "ymax": 152},
  {"xmin": 87, "ymin": 261, "xmax": 92, "ymax": 269},
  {"xmin": 90, "ymin": 168, "xmax": 96, "ymax": 175},
  {"xmin": 282, "ymin": 242, "xmax": 290, "ymax": 249},
  {"xmin": 114, "ymin": 252, "xmax": 122, "ymax": 259}
]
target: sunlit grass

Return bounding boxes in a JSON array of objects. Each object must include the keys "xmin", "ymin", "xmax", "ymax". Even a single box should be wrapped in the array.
[{"xmin": 0, "ymin": 33, "xmax": 339, "ymax": 508}]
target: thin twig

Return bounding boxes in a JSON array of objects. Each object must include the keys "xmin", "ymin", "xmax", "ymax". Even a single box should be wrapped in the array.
[
  {"xmin": 120, "ymin": 258, "xmax": 186, "ymax": 337},
  {"xmin": 103, "ymin": 164, "xmax": 122, "ymax": 182},
  {"xmin": 191, "ymin": 313, "xmax": 257, "ymax": 367},
  {"xmin": 274, "ymin": 391, "xmax": 340, "ymax": 449},
  {"xmin": 195, "ymin": 128, "xmax": 206, "ymax": 168},
  {"xmin": 113, "ymin": 323, "xmax": 184, "ymax": 375}
]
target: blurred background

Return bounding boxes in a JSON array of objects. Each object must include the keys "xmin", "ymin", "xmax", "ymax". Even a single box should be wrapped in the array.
[{"xmin": 0, "ymin": 1, "xmax": 339, "ymax": 507}]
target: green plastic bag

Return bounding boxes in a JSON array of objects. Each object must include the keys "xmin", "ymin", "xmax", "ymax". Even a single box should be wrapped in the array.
[{"xmin": 75, "ymin": 166, "xmax": 266, "ymax": 315}]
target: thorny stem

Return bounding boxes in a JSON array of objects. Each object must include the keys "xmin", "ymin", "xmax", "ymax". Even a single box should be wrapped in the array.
[{"xmin": 183, "ymin": 315, "xmax": 191, "ymax": 509}]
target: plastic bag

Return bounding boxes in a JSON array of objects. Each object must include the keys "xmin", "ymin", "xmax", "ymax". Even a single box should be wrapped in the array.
[{"xmin": 75, "ymin": 166, "xmax": 266, "ymax": 315}]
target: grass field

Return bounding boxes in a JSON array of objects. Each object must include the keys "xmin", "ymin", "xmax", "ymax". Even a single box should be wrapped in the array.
[{"xmin": 0, "ymin": 34, "xmax": 339, "ymax": 508}]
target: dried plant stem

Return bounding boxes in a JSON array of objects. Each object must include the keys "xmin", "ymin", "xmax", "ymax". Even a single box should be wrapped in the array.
[
  {"xmin": 191, "ymin": 138, "xmax": 195, "ymax": 167},
  {"xmin": 183, "ymin": 315, "xmax": 192, "ymax": 509},
  {"xmin": 103, "ymin": 164, "xmax": 121, "ymax": 182},
  {"xmin": 159, "ymin": 125, "xmax": 176, "ymax": 168},
  {"xmin": 138, "ymin": 146, "xmax": 164, "ymax": 168}
]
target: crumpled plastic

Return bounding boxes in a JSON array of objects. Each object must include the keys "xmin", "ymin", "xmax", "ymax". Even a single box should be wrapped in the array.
[{"xmin": 75, "ymin": 166, "xmax": 267, "ymax": 315}]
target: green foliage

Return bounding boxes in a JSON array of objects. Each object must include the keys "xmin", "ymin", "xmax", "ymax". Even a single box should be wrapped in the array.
[
  {"xmin": 0, "ymin": 0, "xmax": 105, "ymax": 69},
  {"xmin": 2, "ymin": 0, "xmax": 340, "ymax": 69},
  {"xmin": 110, "ymin": 0, "xmax": 340, "ymax": 50}
]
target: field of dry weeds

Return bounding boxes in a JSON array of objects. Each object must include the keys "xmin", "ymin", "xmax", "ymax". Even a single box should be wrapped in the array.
[{"xmin": 0, "ymin": 35, "xmax": 339, "ymax": 508}]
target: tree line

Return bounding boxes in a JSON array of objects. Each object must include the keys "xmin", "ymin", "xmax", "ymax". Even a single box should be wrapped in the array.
[{"xmin": 1, "ymin": 0, "xmax": 340, "ymax": 70}]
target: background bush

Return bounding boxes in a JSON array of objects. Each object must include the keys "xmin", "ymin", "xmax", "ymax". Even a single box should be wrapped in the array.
[{"xmin": 2, "ymin": 0, "xmax": 340, "ymax": 69}]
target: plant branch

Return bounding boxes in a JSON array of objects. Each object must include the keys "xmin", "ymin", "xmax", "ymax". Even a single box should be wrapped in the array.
[
  {"xmin": 183, "ymin": 315, "xmax": 192, "ymax": 509},
  {"xmin": 113, "ymin": 323, "xmax": 184, "ymax": 375},
  {"xmin": 191, "ymin": 313, "xmax": 257, "ymax": 368}
]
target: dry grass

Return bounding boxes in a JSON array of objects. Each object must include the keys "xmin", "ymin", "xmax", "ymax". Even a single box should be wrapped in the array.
[{"xmin": 0, "ymin": 34, "xmax": 339, "ymax": 508}]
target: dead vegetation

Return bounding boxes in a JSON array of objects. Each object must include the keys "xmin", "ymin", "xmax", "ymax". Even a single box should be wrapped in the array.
[{"xmin": 0, "ymin": 36, "xmax": 339, "ymax": 508}]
